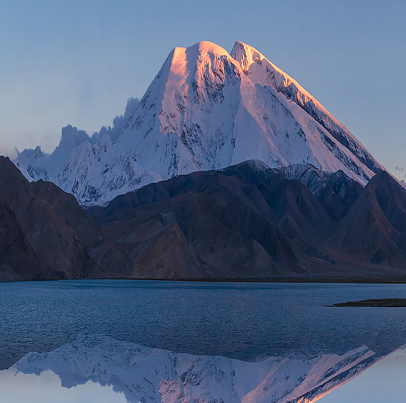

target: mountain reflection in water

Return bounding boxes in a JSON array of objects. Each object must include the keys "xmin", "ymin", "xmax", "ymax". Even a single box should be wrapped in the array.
[{"xmin": 0, "ymin": 335, "xmax": 377, "ymax": 403}]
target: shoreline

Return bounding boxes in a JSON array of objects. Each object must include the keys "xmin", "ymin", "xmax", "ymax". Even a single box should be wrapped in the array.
[{"xmin": 3, "ymin": 276, "xmax": 406, "ymax": 284}]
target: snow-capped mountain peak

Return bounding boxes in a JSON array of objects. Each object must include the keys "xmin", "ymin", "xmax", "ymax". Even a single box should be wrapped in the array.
[
  {"xmin": 231, "ymin": 40, "xmax": 267, "ymax": 71},
  {"xmin": 15, "ymin": 40, "xmax": 383, "ymax": 204},
  {"xmin": 231, "ymin": 41, "xmax": 381, "ymax": 174},
  {"xmin": 231, "ymin": 40, "xmax": 336, "ymax": 121}
]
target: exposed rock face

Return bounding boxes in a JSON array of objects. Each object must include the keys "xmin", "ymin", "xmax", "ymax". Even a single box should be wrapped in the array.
[
  {"xmin": 0, "ymin": 157, "xmax": 131, "ymax": 281},
  {"xmin": 323, "ymin": 171, "xmax": 406, "ymax": 271},
  {"xmin": 32, "ymin": 180, "xmax": 132, "ymax": 278},
  {"xmin": 281, "ymin": 164, "xmax": 363, "ymax": 221},
  {"xmin": 0, "ymin": 201, "xmax": 44, "ymax": 280},
  {"xmin": 92, "ymin": 160, "xmax": 406, "ymax": 281},
  {"xmin": 3, "ymin": 155, "xmax": 406, "ymax": 281},
  {"xmin": 0, "ymin": 157, "xmax": 86, "ymax": 279}
]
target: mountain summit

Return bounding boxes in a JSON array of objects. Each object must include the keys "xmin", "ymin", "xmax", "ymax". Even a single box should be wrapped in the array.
[{"xmin": 16, "ymin": 41, "xmax": 382, "ymax": 204}]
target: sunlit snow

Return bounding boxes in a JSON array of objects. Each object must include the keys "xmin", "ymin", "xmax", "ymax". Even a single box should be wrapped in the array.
[{"xmin": 15, "ymin": 41, "xmax": 382, "ymax": 205}]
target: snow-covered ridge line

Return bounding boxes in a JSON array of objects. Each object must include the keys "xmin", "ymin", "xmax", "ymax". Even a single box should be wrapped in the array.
[
  {"xmin": 10, "ymin": 335, "xmax": 376, "ymax": 403},
  {"xmin": 230, "ymin": 41, "xmax": 382, "ymax": 174},
  {"xmin": 15, "ymin": 41, "xmax": 383, "ymax": 205}
]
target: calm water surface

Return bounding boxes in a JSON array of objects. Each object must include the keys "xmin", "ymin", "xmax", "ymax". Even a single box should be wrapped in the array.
[{"xmin": 1, "ymin": 280, "xmax": 406, "ymax": 369}]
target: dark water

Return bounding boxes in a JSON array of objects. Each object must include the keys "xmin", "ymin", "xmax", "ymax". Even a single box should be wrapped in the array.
[{"xmin": 1, "ymin": 280, "xmax": 406, "ymax": 369}]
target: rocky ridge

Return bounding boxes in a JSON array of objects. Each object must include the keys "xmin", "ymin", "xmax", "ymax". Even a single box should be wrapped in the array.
[{"xmin": 3, "ymin": 157, "xmax": 406, "ymax": 281}]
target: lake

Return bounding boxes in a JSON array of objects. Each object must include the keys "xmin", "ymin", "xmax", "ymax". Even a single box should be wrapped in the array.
[{"xmin": 1, "ymin": 280, "xmax": 406, "ymax": 370}]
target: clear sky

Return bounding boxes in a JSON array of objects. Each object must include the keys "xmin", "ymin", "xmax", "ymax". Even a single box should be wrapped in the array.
[{"xmin": 0, "ymin": 0, "xmax": 405, "ymax": 179}]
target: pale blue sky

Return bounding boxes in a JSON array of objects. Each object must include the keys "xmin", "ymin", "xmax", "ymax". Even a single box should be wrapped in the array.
[{"xmin": 0, "ymin": 0, "xmax": 405, "ymax": 178}]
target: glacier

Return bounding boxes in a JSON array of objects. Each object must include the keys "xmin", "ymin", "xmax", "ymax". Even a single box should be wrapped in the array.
[
  {"xmin": 15, "ymin": 41, "xmax": 382, "ymax": 205},
  {"xmin": 0, "ymin": 334, "xmax": 377, "ymax": 403}
]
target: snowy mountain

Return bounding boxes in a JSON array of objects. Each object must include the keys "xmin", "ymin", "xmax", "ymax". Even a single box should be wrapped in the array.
[
  {"xmin": 15, "ymin": 41, "xmax": 382, "ymax": 205},
  {"xmin": 9, "ymin": 335, "xmax": 376, "ymax": 403}
]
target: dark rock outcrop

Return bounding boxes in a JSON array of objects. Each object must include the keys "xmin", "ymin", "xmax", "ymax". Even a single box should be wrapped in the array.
[
  {"xmin": 0, "ymin": 200, "xmax": 44, "ymax": 280},
  {"xmin": 0, "ymin": 157, "xmax": 131, "ymax": 281},
  {"xmin": 323, "ymin": 171, "xmax": 406, "ymax": 273},
  {"xmin": 92, "ymin": 161, "xmax": 406, "ymax": 281},
  {"xmin": 3, "ymin": 155, "xmax": 406, "ymax": 282}
]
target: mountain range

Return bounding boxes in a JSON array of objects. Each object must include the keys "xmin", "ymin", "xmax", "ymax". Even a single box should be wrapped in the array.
[
  {"xmin": 3, "ymin": 40, "xmax": 406, "ymax": 281},
  {"xmin": 3, "ymin": 154, "xmax": 406, "ymax": 281},
  {"xmin": 15, "ymin": 41, "xmax": 382, "ymax": 205}
]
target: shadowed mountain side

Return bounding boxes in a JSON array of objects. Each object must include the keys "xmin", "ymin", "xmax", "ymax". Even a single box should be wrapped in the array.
[
  {"xmin": 32, "ymin": 180, "xmax": 132, "ymax": 278},
  {"xmin": 0, "ymin": 201, "xmax": 46, "ymax": 280},
  {"xmin": 93, "ymin": 161, "xmax": 360, "ymax": 279},
  {"xmin": 323, "ymin": 171, "xmax": 406, "ymax": 273},
  {"xmin": 0, "ymin": 157, "xmax": 87, "ymax": 279},
  {"xmin": 130, "ymin": 223, "xmax": 209, "ymax": 279},
  {"xmin": 0, "ymin": 157, "xmax": 131, "ymax": 281},
  {"xmin": 281, "ymin": 165, "xmax": 363, "ymax": 221},
  {"xmin": 93, "ymin": 161, "xmax": 406, "ymax": 280},
  {"xmin": 4, "ymin": 154, "xmax": 406, "ymax": 281},
  {"xmin": 257, "ymin": 173, "xmax": 335, "ymax": 242}
]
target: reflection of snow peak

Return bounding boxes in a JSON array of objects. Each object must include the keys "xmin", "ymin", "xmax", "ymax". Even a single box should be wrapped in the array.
[
  {"xmin": 319, "ymin": 344, "xmax": 406, "ymax": 402},
  {"xmin": 11, "ymin": 335, "xmax": 375, "ymax": 403},
  {"xmin": 15, "ymin": 41, "xmax": 382, "ymax": 205}
]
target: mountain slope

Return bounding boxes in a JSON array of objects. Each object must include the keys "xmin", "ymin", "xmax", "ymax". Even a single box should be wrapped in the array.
[
  {"xmin": 0, "ymin": 201, "xmax": 44, "ymax": 280},
  {"xmin": 94, "ymin": 161, "xmax": 304, "ymax": 279},
  {"xmin": 90, "ymin": 160, "xmax": 406, "ymax": 280},
  {"xmin": 0, "ymin": 157, "xmax": 131, "ymax": 281},
  {"xmin": 323, "ymin": 171, "xmax": 406, "ymax": 271},
  {"xmin": 4, "ymin": 155, "xmax": 406, "ymax": 281},
  {"xmin": 16, "ymin": 41, "xmax": 382, "ymax": 205},
  {"xmin": 0, "ymin": 157, "xmax": 87, "ymax": 279},
  {"xmin": 33, "ymin": 180, "xmax": 132, "ymax": 278}
]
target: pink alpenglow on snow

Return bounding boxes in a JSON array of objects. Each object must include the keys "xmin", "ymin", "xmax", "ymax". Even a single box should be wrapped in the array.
[{"xmin": 15, "ymin": 41, "xmax": 382, "ymax": 205}]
